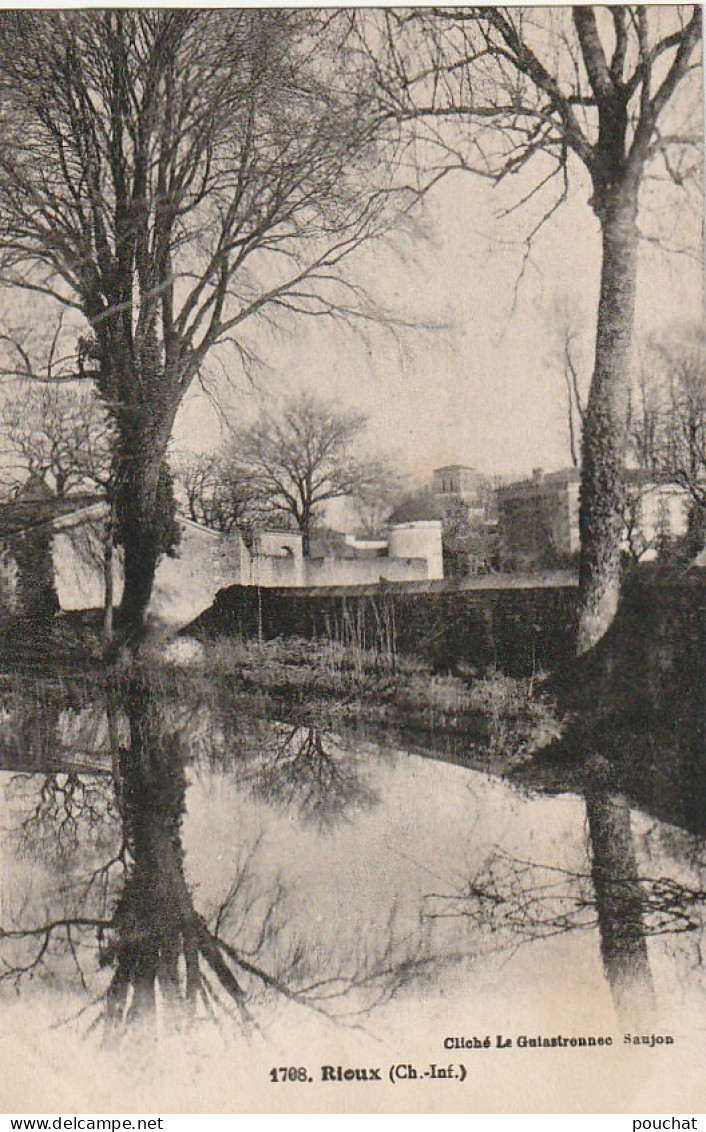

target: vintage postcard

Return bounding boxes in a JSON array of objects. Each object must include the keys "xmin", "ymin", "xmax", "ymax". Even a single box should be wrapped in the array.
[{"xmin": 0, "ymin": 4, "xmax": 703, "ymax": 1117}]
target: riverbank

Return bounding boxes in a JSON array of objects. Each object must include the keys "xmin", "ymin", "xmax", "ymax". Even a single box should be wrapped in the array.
[
  {"xmin": 0, "ymin": 611, "xmax": 564, "ymax": 777},
  {"xmin": 2, "ymin": 564, "xmax": 701, "ymax": 802},
  {"xmin": 161, "ymin": 634, "xmax": 565, "ymax": 775}
]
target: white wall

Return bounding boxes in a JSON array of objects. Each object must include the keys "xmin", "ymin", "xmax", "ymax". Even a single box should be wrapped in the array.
[
  {"xmin": 387, "ymin": 521, "xmax": 444, "ymax": 580},
  {"xmin": 28, "ymin": 511, "xmax": 445, "ymax": 624},
  {"xmin": 624, "ymin": 485, "xmax": 689, "ymax": 560},
  {"xmin": 52, "ymin": 512, "xmax": 239, "ymax": 627},
  {"xmin": 253, "ymin": 530, "xmax": 303, "ymax": 559},
  {"xmin": 301, "ymin": 556, "xmax": 429, "ymax": 587}
]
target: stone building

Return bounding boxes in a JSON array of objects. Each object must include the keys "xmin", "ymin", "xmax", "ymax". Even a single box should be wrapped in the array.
[
  {"xmin": 431, "ymin": 464, "xmax": 487, "ymax": 521},
  {"xmin": 497, "ymin": 467, "xmax": 690, "ymax": 569},
  {"xmin": 390, "ymin": 481, "xmax": 497, "ymax": 578},
  {"xmin": 497, "ymin": 468, "xmax": 581, "ymax": 569}
]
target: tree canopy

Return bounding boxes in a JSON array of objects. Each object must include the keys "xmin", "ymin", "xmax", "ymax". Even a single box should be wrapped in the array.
[
  {"xmin": 226, "ymin": 393, "xmax": 396, "ymax": 554},
  {"xmin": 0, "ymin": 10, "xmax": 414, "ymax": 637},
  {"xmin": 0, "ymin": 8, "xmax": 700, "ymax": 645},
  {"xmin": 174, "ymin": 450, "xmax": 264, "ymax": 534},
  {"xmin": 0, "ymin": 383, "xmax": 111, "ymax": 499}
]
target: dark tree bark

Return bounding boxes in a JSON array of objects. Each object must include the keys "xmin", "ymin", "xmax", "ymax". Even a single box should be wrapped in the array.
[
  {"xmin": 111, "ymin": 424, "xmax": 177, "ymax": 642},
  {"xmin": 300, "ymin": 509, "xmax": 312, "ymax": 558},
  {"xmin": 577, "ymin": 186, "xmax": 640, "ymax": 652},
  {"xmin": 569, "ymin": 4, "xmax": 701, "ymax": 651},
  {"xmin": 102, "ymin": 520, "xmax": 114, "ymax": 644},
  {"xmin": 94, "ymin": 333, "xmax": 180, "ymax": 641}
]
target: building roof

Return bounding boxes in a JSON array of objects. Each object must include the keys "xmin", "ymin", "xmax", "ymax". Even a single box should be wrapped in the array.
[
  {"xmin": 388, "ymin": 492, "xmax": 446, "ymax": 524},
  {"xmin": 497, "ymin": 467, "xmax": 581, "ymax": 497},
  {"xmin": 433, "ymin": 464, "xmax": 479, "ymax": 474}
]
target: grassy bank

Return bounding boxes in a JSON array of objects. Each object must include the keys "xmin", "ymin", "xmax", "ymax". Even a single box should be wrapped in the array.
[
  {"xmin": 0, "ymin": 611, "xmax": 564, "ymax": 774},
  {"xmin": 168, "ymin": 635, "xmax": 564, "ymax": 773},
  {"xmin": 2, "ymin": 602, "xmax": 700, "ymax": 826},
  {"xmin": 0, "ymin": 610, "xmax": 106, "ymax": 672}
]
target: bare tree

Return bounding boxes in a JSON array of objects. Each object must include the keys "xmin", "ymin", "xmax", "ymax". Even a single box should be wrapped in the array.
[
  {"xmin": 0, "ymin": 378, "xmax": 122, "ymax": 638},
  {"xmin": 552, "ymin": 304, "xmax": 590, "ymax": 471},
  {"xmin": 227, "ymin": 393, "xmax": 398, "ymax": 555},
  {"xmin": 365, "ymin": 5, "xmax": 702, "ymax": 651},
  {"xmin": 174, "ymin": 451, "xmax": 263, "ymax": 534},
  {"xmin": 0, "ymin": 11, "xmax": 418, "ymax": 642},
  {"xmin": 0, "ymin": 384, "xmax": 111, "ymax": 500},
  {"xmin": 629, "ymin": 324, "xmax": 705, "ymax": 551}
]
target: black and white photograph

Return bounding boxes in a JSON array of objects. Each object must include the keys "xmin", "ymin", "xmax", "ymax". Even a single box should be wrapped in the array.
[{"xmin": 0, "ymin": 4, "xmax": 703, "ymax": 1116}]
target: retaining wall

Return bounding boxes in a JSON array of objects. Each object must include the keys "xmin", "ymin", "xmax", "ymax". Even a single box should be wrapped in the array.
[{"xmin": 191, "ymin": 574, "xmax": 581, "ymax": 676}]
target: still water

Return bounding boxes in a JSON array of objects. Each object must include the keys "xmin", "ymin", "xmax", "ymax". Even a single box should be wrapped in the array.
[{"xmin": 0, "ymin": 669, "xmax": 704, "ymax": 1112}]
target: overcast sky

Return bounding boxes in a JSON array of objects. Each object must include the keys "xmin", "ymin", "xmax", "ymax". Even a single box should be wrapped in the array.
[{"xmin": 173, "ymin": 153, "xmax": 703, "ymax": 487}]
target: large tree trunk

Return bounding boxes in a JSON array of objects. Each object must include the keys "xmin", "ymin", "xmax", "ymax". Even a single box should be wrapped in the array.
[
  {"xmin": 112, "ymin": 414, "xmax": 176, "ymax": 645},
  {"xmin": 115, "ymin": 467, "xmax": 163, "ymax": 642},
  {"xmin": 685, "ymin": 499, "xmax": 706, "ymax": 558},
  {"xmin": 103, "ymin": 534, "xmax": 114, "ymax": 643},
  {"xmin": 94, "ymin": 314, "xmax": 182, "ymax": 648},
  {"xmin": 577, "ymin": 185, "xmax": 640, "ymax": 655},
  {"xmin": 118, "ymin": 524, "xmax": 159, "ymax": 642},
  {"xmin": 301, "ymin": 513, "xmax": 311, "ymax": 557}
]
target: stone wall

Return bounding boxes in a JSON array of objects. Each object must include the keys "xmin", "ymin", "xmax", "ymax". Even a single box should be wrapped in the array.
[
  {"xmin": 1, "ymin": 510, "xmax": 239, "ymax": 629},
  {"xmin": 191, "ymin": 576, "xmax": 580, "ymax": 676}
]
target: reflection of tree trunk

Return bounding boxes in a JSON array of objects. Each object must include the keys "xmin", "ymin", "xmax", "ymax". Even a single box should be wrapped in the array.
[
  {"xmin": 104, "ymin": 678, "xmax": 201, "ymax": 1025},
  {"xmin": 101, "ymin": 673, "xmax": 247, "ymax": 1032},
  {"xmin": 577, "ymin": 187, "xmax": 639, "ymax": 654},
  {"xmin": 584, "ymin": 754, "xmax": 654, "ymax": 1026}
]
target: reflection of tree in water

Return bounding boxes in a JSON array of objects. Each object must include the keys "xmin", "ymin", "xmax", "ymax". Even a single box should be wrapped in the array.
[
  {"xmin": 204, "ymin": 682, "xmax": 380, "ymax": 830},
  {"xmin": 0, "ymin": 677, "xmax": 66, "ymax": 771},
  {"xmin": 10, "ymin": 770, "xmax": 116, "ymax": 861},
  {"xmin": 0, "ymin": 671, "xmax": 433, "ymax": 1038},
  {"xmin": 2, "ymin": 677, "xmax": 119, "ymax": 866},
  {"xmin": 583, "ymin": 756, "xmax": 654, "ymax": 1022},
  {"xmin": 244, "ymin": 717, "xmax": 378, "ymax": 830},
  {"xmin": 427, "ymin": 755, "xmax": 705, "ymax": 1025}
]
